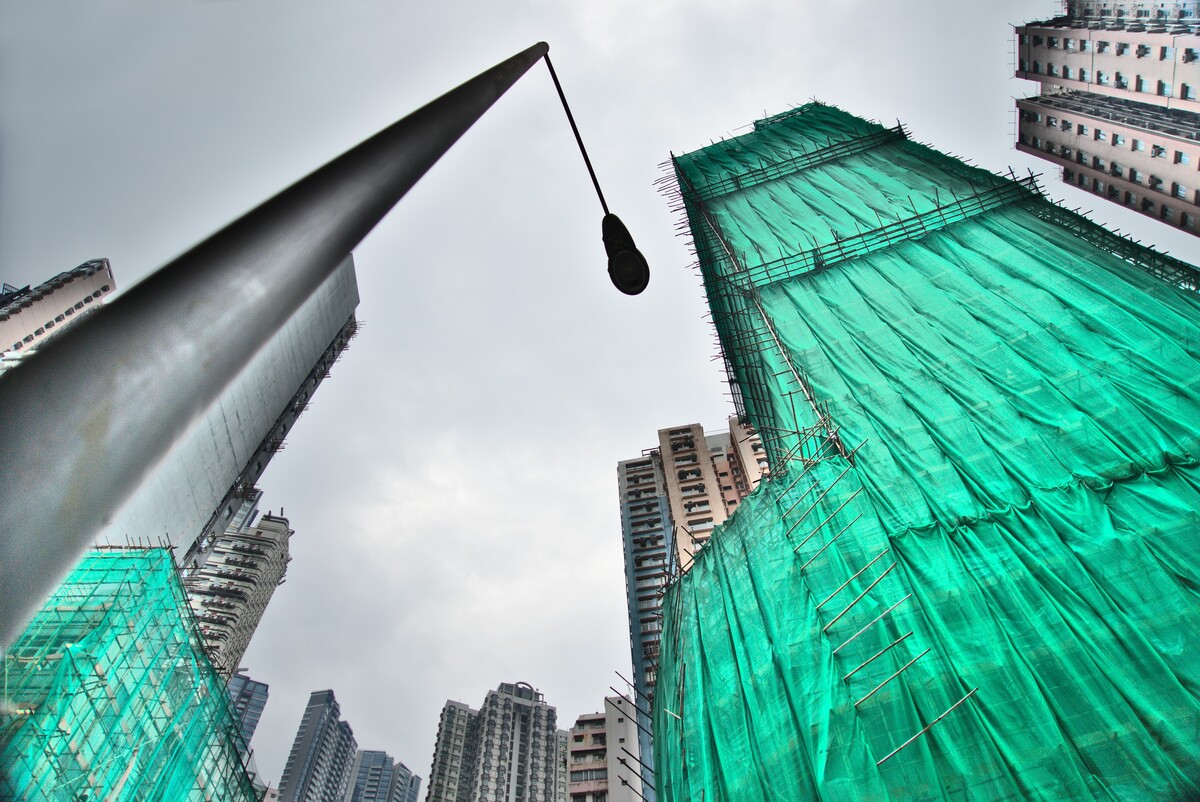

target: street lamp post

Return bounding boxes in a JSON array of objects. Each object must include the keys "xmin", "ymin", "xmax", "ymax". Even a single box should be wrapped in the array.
[{"xmin": 0, "ymin": 42, "xmax": 645, "ymax": 647}]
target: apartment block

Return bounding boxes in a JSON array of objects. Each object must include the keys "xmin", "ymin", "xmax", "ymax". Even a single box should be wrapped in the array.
[
  {"xmin": 426, "ymin": 682, "xmax": 566, "ymax": 802},
  {"xmin": 279, "ymin": 690, "xmax": 358, "ymax": 802},
  {"xmin": 0, "ymin": 258, "xmax": 115, "ymax": 374},
  {"xmin": 566, "ymin": 696, "xmax": 643, "ymax": 802},
  {"xmin": 616, "ymin": 417, "xmax": 767, "ymax": 802},
  {"xmin": 1015, "ymin": 1, "xmax": 1200, "ymax": 233},
  {"xmin": 184, "ymin": 489, "xmax": 293, "ymax": 677}
]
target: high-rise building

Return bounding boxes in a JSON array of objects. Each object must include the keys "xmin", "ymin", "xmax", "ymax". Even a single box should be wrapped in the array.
[
  {"xmin": 566, "ymin": 696, "xmax": 643, "ymax": 802},
  {"xmin": 653, "ymin": 102, "xmax": 1200, "ymax": 799},
  {"xmin": 342, "ymin": 749, "xmax": 422, "ymax": 802},
  {"xmin": 426, "ymin": 700, "xmax": 479, "ymax": 802},
  {"xmin": 1014, "ymin": 1, "xmax": 1200, "ymax": 234},
  {"xmin": 184, "ymin": 488, "xmax": 294, "ymax": 676},
  {"xmin": 99, "ymin": 253, "xmax": 359, "ymax": 558},
  {"xmin": 0, "ymin": 548, "xmax": 257, "ymax": 801},
  {"xmin": 0, "ymin": 258, "xmax": 115, "ymax": 375},
  {"xmin": 426, "ymin": 682, "xmax": 567, "ymax": 802},
  {"xmin": 279, "ymin": 690, "xmax": 358, "ymax": 802},
  {"xmin": 616, "ymin": 417, "xmax": 767, "ymax": 800},
  {"xmin": 229, "ymin": 670, "xmax": 271, "ymax": 753}
]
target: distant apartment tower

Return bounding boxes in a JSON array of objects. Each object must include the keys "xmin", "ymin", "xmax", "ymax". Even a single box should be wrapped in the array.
[
  {"xmin": 183, "ymin": 488, "xmax": 293, "ymax": 676},
  {"xmin": 229, "ymin": 670, "xmax": 270, "ymax": 752},
  {"xmin": 426, "ymin": 682, "xmax": 567, "ymax": 802},
  {"xmin": 1014, "ymin": 1, "xmax": 1200, "ymax": 234},
  {"xmin": 615, "ymin": 417, "xmax": 767, "ymax": 800},
  {"xmin": 279, "ymin": 690, "xmax": 358, "ymax": 802},
  {"xmin": 0, "ymin": 258, "xmax": 115, "ymax": 374},
  {"xmin": 566, "ymin": 696, "xmax": 643, "ymax": 802},
  {"xmin": 99, "ymin": 253, "xmax": 359, "ymax": 558},
  {"xmin": 343, "ymin": 750, "xmax": 422, "ymax": 802}
]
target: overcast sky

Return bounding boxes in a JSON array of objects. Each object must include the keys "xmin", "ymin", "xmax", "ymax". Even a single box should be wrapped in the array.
[{"xmin": 4, "ymin": 0, "xmax": 1199, "ymax": 792}]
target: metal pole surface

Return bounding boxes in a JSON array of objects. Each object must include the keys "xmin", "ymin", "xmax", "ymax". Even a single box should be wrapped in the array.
[{"xmin": 0, "ymin": 42, "xmax": 550, "ymax": 647}]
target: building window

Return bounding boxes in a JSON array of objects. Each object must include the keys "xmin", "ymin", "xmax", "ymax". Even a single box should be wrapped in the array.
[
  {"xmin": 1149, "ymin": 175, "xmax": 1164, "ymax": 191},
  {"xmin": 1063, "ymin": 66, "xmax": 1073, "ymax": 80},
  {"xmin": 1183, "ymin": 212, "xmax": 1195, "ymax": 229},
  {"xmin": 1061, "ymin": 118, "xmax": 1072, "ymax": 131},
  {"xmin": 1117, "ymin": 42, "xmax": 1131, "ymax": 56},
  {"xmin": 1048, "ymin": 36, "xmax": 1059, "ymax": 49},
  {"xmin": 1097, "ymin": 71, "xmax": 1110, "ymax": 86},
  {"xmin": 1152, "ymin": 144, "xmax": 1167, "ymax": 158},
  {"xmin": 1129, "ymin": 168, "xmax": 1141, "ymax": 183},
  {"xmin": 1079, "ymin": 68, "xmax": 1091, "ymax": 82},
  {"xmin": 1077, "ymin": 124, "xmax": 1089, "ymax": 136},
  {"xmin": 1135, "ymin": 76, "xmax": 1148, "ymax": 92},
  {"xmin": 1093, "ymin": 157, "xmax": 1106, "ymax": 170},
  {"xmin": 1049, "ymin": 63, "xmax": 1059, "ymax": 77},
  {"xmin": 1124, "ymin": 190, "xmax": 1136, "ymax": 205},
  {"xmin": 1174, "ymin": 183, "xmax": 1189, "ymax": 199},
  {"xmin": 1115, "ymin": 72, "xmax": 1128, "ymax": 89},
  {"xmin": 1177, "ymin": 151, "xmax": 1192, "ymax": 165},
  {"xmin": 1158, "ymin": 80, "xmax": 1172, "ymax": 97},
  {"xmin": 1113, "ymin": 133, "xmax": 1126, "ymax": 146},
  {"xmin": 1184, "ymin": 84, "xmax": 1197, "ymax": 100},
  {"xmin": 1137, "ymin": 44, "xmax": 1151, "ymax": 58},
  {"xmin": 1162, "ymin": 206, "xmax": 1174, "ymax": 221},
  {"xmin": 1098, "ymin": 40, "xmax": 1110, "ymax": 53},
  {"xmin": 1033, "ymin": 35, "xmax": 1044, "ymax": 46},
  {"xmin": 1033, "ymin": 61, "xmax": 1042, "ymax": 74},
  {"xmin": 1142, "ymin": 198, "xmax": 1156, "ymax": 212},
  {"xmin": 1133, "ymin": 139, "xmax": 1146, "ymax": 152},
  {"xmin": 1094, "ymin": 129, "xmax": 1106, "ymax": 141},
  {"xmin": 1162, "ymin": 46, "xmax": 1176, "ymax": 61},
  {"xmin": 1110, "ymin": 162, "xmax": 1123, "ymax": 177},
  {"xmin": 1081, "ymin": 39, "xmax": 1092, "ymax": 52}
]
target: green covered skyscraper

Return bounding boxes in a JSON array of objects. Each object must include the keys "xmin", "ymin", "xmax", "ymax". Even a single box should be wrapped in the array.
[
  {"xmin": 656, "ymin": 103, "xmax": 1200, "ymax": 800},
  {"xmin": 0, "ymin": 549, "xmax": 258, "ymax": 801}
]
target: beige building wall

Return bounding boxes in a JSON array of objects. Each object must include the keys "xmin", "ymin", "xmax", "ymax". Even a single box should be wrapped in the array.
[
  {"xmin": 1014, "ymin": 3, "xmax": 1200, "ymax": 235},
  {"xmin": 657, "ymin": 419, "xmax": 768, "ymax": 571},
  {"xmin": 1017, "ymin": 93, "xmax": 1200, "ymax": 232},
  {"xmin": 0, "ymin": 258, "xmax": 115, "ymax": 362},
  {"xmin": 566, "ymin": 696, "xmax": 642, "ymax": 802}
]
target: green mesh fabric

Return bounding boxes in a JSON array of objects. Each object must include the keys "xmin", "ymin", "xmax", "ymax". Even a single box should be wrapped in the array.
[
  {"xmin": 656, "ymin": 103, "xmax": 1200, "ymax": 801},
  {"xmin": 0, "ymin": 549, "xmax": 259, "ymax": 802}
]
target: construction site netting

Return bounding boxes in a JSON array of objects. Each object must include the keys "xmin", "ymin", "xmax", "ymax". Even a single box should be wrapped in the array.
[
  {"xmin": 656, "ymin": 102, "xmax": 1200, "ymax": 801},
  {"xmin": 0, "ymin": 549, "xmax": 259, "ymax": 802}
]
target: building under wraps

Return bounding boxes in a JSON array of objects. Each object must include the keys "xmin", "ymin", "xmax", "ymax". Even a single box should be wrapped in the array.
[
  {"xmin": 0, "ymin": 549, "xmax": 259, "ymax": 801},
  {"xmin": 656, "ymin": 102, "xmax": 1200, "ymax": 800}
]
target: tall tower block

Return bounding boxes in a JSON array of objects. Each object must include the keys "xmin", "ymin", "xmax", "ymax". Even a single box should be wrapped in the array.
[{"xmin": 656, "ymin": 102, "xmax": 1200, "ymax": 800}]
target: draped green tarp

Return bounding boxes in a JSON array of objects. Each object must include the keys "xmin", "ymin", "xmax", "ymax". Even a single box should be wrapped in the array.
[
  {"xmin": 0, "ymin": 549, "xmax": 259, "ymax": 802},
  {"xmin": 656, "ymin": 103, "xmax": 1200, "ymax": 801}
]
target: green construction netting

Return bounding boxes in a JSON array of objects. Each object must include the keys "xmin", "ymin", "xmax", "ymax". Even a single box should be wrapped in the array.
[
  {"xmin": 656, "ymin": 103, "xmax": 1200, "ymax": 801},
  {"xmin": 0, "ymin": 549, "xmax": 259, "ymax": 802}
]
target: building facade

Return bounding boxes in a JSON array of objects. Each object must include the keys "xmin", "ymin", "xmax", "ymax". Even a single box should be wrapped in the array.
[
  {"xmin": 566, "ymin": 696, "xmax": 643, "ymax": 802},
  {"xmin": 99, "ymin": 253, "xmax": 359, "ymax": 558},
  {"xmin": 229, "ymin": 671, "xmax": 271, "ymax": 753},
  {"xmin": 0, "ymin": 548, "xmax": 257, "ymax": 801},
  {"xmin": 426, "ymin": 682, "xmax": 567, "ymax": 802},
  {"xmin": 184, "ymin": 488, "xmax": 294, "ymax": 676},
  {"xmin": 279, "ymin": 690, "xmax": 358, "ymax": 802},
  {"xmin": 0, "ymin": 257, "xmax": 115, "ymax": 374},
  {"xmin": 653, "ymin": 100, "xmax": 1200, "ymax": 800},
  {"xmin": 616, "ymin": 417, "xmax": 767, "ymax": 800},
  {"xmin": 342, "ymin": 750, "xmax": 422, "ymax": 802},
  {"xmin": 1015, "ymin": 1, "xmax": 1200, "ymax": 233}
]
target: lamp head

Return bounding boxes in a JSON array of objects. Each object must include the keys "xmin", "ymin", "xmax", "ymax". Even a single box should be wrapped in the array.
[{"xmin": 602, "ymin": 213, "xmax": 649, "ymax": 295}]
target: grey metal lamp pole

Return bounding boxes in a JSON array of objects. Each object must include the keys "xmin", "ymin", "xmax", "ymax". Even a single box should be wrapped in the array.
[{"xmin": 0, "ymin": 42, "xmax": 644, "ymax": 647}]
